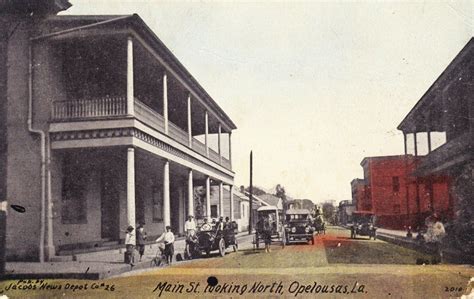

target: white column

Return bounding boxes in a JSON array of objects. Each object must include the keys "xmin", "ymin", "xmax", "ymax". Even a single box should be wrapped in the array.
[
  {"xmin": 163, "ymin": 160, "xmax": 170, "ymax": 227},
  {"xmin": 218, "ymin": 124, "xmax": 222, "ymax": 164},
  {"xmin": 127, "ymin": 147, "xmax": 136, "ymax": 232},
  {"xmin": 126, "ymin": 36, "xmax": 134, "ymax": 116},
  {"xmin": 205, "ymin": 111, "xmax": 209, "ymax": 157},
  {"xmin": 229, "ymin": 185, "xmax": 234, "ymax": 221},
  {"xmin": 178, "ymin": 187, "xmax": 184, "ymax": 234},
  {"xmin": 206, "ymin": 177, "xmax": 211, "ymax": 220},
  {"xmin": 163, "ymin": 73, "xmax": 168, "ymax": 135},
  {"xmin": 228, "ymin": 132, "xmax": 232, "ymax": 169},
  {"xmin": 219, "ymin": 182, "xmax": 224, "ymax": 217},
  {"xmin": 187, "ymin": 169, "xmax": 194, "ymax": 217},
  {"xmin": 187, "ymin": 94, "xmax": 192, "ymax": 148}
]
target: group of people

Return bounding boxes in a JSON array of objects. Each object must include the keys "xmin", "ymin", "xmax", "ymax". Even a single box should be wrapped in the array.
[
  {"xmin": 124, "ymin": 223, "xmax": 175, "ymax": 267},
  {"xmin": 124, "ymin": 214, "xmax": 234, "ymax": 266}
]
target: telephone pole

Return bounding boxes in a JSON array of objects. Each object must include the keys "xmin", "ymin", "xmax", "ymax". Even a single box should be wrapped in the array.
[{"xmin": 248, "ymin": 151, "xmax": 253, "ymax": 234}]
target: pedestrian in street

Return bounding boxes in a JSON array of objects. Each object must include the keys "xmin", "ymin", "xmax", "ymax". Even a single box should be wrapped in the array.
[
  {"xmin": 155, "ymin": 226, "xmax": 175, "ymax": 265},
  {"xmin": 136, "ymin": 223, "xmax": 147, "ymax": 262},
  {"xmin": 124, "ymin": 225, "xmax": 136, "ymax": 266},
  {"xmin": 263, "ymin": 215, "xmax": 272, "ymax": 253}
]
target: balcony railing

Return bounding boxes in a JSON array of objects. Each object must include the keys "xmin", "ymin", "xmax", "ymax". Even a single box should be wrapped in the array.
[
  {"xmin": 169, "ymin": 121, "xmax": 189, "ymax": 146},
  {"xmin": 415, "ymin": 132, "xmax": 473, "ymax": 175},
  {"xmin": 51, "ymin": 96, "xmax": 232, "ymax": 170},
  {"xmin": 52, "ymin": 96, "xmax": 127, "ymax": 120},
  {"xmin": 134, "ymin": 100, "xmax": 165, "ymax": 133},
  {"xmin": 192, "ymin": 138, "xmax": 207, "ymax": 157}
]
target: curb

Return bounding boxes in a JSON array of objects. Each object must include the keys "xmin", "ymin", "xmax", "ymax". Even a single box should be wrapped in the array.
[{"xmin": 2, "ymin": 232, "xmax": 253, "ymax": 280}]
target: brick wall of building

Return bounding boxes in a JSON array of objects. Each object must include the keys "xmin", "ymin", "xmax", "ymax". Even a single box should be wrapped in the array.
[{"xmin": 355, "ymin": 156, "xmax": 451, "ymax": 230}]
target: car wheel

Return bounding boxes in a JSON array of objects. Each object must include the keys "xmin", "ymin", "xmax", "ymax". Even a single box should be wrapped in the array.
[{"xmin": 219, "ymin": 239, "xmax": 226, "ymax": 257}]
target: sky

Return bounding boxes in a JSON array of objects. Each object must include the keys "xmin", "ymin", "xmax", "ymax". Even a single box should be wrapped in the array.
[{"xmin": 63, "ymin": 1, "xmax": 473, "ymax": 203}]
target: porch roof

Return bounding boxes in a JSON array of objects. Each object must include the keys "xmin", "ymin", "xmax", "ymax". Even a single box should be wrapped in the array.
[
  {"xmin": 397, "ymin": 37, "xmax": 474, "ymax": 134},
  {"xmin": 43, "ymin": 14, "xmax": 237, "ymax": 132}
]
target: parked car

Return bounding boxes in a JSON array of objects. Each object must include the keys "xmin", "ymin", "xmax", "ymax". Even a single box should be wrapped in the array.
[
  {"xmin": 284, "ymin": 208, "xmax": 315, "ymax": 245},
  {"xmin": 350, "ymin": 211, "xmax": 377, "ymax": 240},
  {"xmin": 194, "ymin": 220, "xmax": 238, "ymax": 257}
]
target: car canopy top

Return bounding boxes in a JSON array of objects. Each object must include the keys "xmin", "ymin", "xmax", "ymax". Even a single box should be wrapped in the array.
[{"xmin": 286, "ymin": 208, "xmax": 311, "ymax": 215}]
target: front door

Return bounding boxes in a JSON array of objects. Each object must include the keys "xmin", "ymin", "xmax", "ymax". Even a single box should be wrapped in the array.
[{"xmin": 101, "ymin": 169, "xmax": 119, "ymax": 240}]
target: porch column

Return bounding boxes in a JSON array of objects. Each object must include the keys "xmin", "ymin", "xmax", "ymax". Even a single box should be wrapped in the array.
[
  {"xmin": 229, "ymin": 185, "xmax": 234, "ymax": 221},
  {"xmin": 218, "ymin": 124, "xmax": 222, "ymax": 164},
  {"xmin": 187, "ymin": 94, "xmax": 192, "ymax": 148},
  {"xmin": 413, "ymin": 133, "xmax": 418, "ymax": 157},
  {"xmin": 163, "ymin": 160, "xmax": 170, "ymax": 227},
  {"xmin": 403, "ymin": 133, "xmax": 407, "ymax": 155},
  {"xmin": 127, "ymin": 147, "xmax": 136, "ymax": 230},
  {"xmin": 403, "ymin": 132, "xmax": 410, "ymax": 225},
  {"xmin": 178, "ymin": 187, "xmax": 185, "ymax": 234},
  {"xmin": 206, "ymin": 177, "xmax": 211, "ymax": 220},
  {"xmin": 427, "ymin": 131, "xmax": 432, "ymax": 153},
  {"xmin": 205, "ymin": 111, "xmax": 209, "ymax": 157},
  {"xmin": 229, "ymin": 132, "xmax": 232, "ymax": 168},
  {"xmin": 163, "ymin": 73, "xmax": 169, "ymax": 135},
  {"xmin": 219, "ymin": 182, "xmax": 224, "ymax": 217},
  {"xmin": 187, "ymin": 169, "xmax": 194, "ymax": 217},
  {"xmin": 126, "ymin": 36, "xmax": 134, "ymax": 116}
]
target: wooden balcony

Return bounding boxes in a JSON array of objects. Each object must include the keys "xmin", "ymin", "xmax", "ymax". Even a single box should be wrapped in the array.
[
  {"xmin": 51, "ymin": 96, "xmax": 232, "ymax": 170},
  {"xmin": 414, "ymin": 132, "xmax": 473, "ymax": 175}
]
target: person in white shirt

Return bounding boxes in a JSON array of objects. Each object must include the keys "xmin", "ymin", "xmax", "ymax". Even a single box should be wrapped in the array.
[
  {"xmin": 124, "ymin": 226, "xmax": 136, "ymax": 266},
  {"xmin": 184, "ymin": 215, "xmax": 197, "ymax": 237},
  {"xmin": 155, "ymin": 226, "xmax": 175, "ymax": 264}
]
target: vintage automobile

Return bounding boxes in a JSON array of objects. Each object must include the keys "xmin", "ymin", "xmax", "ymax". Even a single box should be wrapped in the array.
[
  {"xmin": 254, "ymin": 206, "xmax": 286, "ymax": 249},
  {"xmin": 192, "ymin": 220, "xmax": 238, "ymax": 257},
  {"xmin": 350, "ymin": 211, "xmax": 377, "ymax": 240},
  {"xmin": 284, "ymin": 208, "xmax": 315, "ymax": 245}
]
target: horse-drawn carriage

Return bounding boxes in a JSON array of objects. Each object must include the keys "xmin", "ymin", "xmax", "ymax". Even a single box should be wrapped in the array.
[
  {"xmin": 185, "ymin": 220, "xmax": 238, "ymax": 258},
  {"xmin": 253, "ymin": 206, "xmax": 286, "ymax": 249},
  {"xmin": 313, "ymin": 214, "xmax": 326, "ymax": 235}
]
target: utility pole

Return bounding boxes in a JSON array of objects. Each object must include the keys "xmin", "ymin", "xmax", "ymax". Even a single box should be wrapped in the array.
[{"xmin": 248, "ymin": 151, "xmax": 253, "ymax": 234}]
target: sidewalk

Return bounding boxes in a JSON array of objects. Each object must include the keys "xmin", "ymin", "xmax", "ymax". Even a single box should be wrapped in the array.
[
  {"xmin": 2, "ymin": 232, "xmax": 249, "ymax": 280},
  {"xmin": 375, "ymin": 228, "xmax": 473, "ymax": 265}
]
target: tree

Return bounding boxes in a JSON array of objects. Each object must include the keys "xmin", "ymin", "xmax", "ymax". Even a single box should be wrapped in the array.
[
  {"xmin": 322, "ymin": 202, "xmax": 336, "ymax": 225},
  {"xmin": 275, "ymin": 184, "xmax": 287, "ymax": 212}
]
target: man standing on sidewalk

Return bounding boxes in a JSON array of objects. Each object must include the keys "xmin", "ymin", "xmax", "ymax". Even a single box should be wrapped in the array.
[
  {"xmin": 156, "ymin": 226, "xmax": 175, "ymax": 265},
  {"xmin": 124, "ymin": 226, "xmax": 136, "ymax": 266}
]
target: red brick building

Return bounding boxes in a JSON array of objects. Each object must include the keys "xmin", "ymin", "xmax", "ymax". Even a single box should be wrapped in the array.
[{"xmin": 352, "ymin": 155, "xmax": 451, "ymax": 230}]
